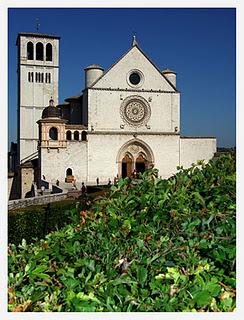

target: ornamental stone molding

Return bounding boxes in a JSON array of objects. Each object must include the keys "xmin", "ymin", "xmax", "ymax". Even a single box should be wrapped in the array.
[{"xmin": 120, "ymin": 95, "xmax": 151, "ymax": 127}]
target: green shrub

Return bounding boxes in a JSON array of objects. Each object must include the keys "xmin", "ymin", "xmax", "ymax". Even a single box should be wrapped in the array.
[
  {"xmin": 8, "ymin": 200, "xmax": 78, "ymax": 245},
  {"xmin": 8, "ymin": 154, "xmax": 236, "ymax": 312},
  {"xmin": 45, "ymin": 200, "xmax": 79, "ymax": 233},
  {"xmin": 8, "ymin": 206, "xmax": 46, "ymax": 245}
]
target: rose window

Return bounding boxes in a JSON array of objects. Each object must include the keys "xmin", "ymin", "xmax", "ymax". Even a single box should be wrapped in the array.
[{"xmin": 120, "ymin": 96, "xmax": 151, "ymax": 127}]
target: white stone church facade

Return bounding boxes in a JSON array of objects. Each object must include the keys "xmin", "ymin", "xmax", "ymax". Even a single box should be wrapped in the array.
[{"xmin": 17, "ymin": 33, "xmax": 216, "ymax": 191}]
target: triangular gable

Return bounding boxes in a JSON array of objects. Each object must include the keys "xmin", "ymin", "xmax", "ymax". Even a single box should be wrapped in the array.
[{"xmin": 89, "ymin": 44, "xmax": 178, "ymax": 92}]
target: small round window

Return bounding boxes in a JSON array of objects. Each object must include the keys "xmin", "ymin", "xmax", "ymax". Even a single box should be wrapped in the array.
[
  {"xmin": 129, "ymin": 72, "xmax": 141, "ymax": 85},
  {"xmin": 127, "ymin": 70, "xmax": 144, "ymax": 88}
]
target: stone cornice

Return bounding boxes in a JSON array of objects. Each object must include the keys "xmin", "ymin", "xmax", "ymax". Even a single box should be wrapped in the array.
[
  {"xmin": 20, "ymin": 63, "xmax": 59, "ymax": 68},
  {"xmin": 181, "ymin": 136, "xmax": 216, "ymax": 139},
  {"xmin": 20, "ymin": 105, "xmax": 46, "ymax": 109},
  {"xmin": 87, "ymin": 131, "xmax": 180, "ymax": 136},
  {"xmin": 65, "ymin": 124, "xmax": 88, "ymax": 130},
  {"xmin": 86, "ymin": 87, "xmax": 180, "ymax": 94}
]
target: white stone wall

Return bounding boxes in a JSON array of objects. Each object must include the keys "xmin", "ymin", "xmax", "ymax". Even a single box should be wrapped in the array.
[
  {"xmin": 87, "ymin": 133, "xmax": 180, "ymax": 184},
  {"xmin": 41, "ymin": 141, "xmax": 87, "ymax": 184},
  {"xmin": 142, "ymin": 134, "xmax": 180, "ymax": 179},
  {"xmin": 41, "ymin": 135, "xmax": 216, "ymax": 185},
  {"xmin": 19, "ymin": 139, "xmax": 38, "ymax": 163},
  {"xmin": 88, "ymin": 89, "xmax": 180, "ymax": 133},
  {"xmin": 8, "ymin": 177, "xmax": 14, "ymax": 200},
  {"xmin": 87, "ymin": 45, "xmax": 180, "ymax": 135},
  {"xmin": 21, "ymin": 167, "xmax": 34, "ymax": 198},
  {"xmin": 180, "ymin": 138, "xmax": 216, "ymax": 168}
]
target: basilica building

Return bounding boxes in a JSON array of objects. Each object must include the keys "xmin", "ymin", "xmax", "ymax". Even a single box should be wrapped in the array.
[{"xmin": 16, "ymin": 33, "xmax": 216, "ymax": 194}]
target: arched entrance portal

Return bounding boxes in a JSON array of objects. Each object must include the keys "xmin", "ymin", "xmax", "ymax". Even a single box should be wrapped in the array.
[{"xmin": 117, "ymin": 139, "xmax": 154, "ymax": 178}]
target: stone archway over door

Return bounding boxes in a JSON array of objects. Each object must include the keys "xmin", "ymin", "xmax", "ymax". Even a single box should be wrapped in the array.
[{"xmin": 117, "ymin": 139, "xmax": 154, "ymax": 178}]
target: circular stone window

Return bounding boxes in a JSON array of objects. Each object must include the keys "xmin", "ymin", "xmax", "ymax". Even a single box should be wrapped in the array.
[
  {"xmin": 127, "ymin": 69, "xmax": 144, "ymax": 88},
  {"xmin": 120, "ymin": 95, "xmax": 151, "ymax": 127},
  {"xmin": 129, "ymin": 72, "xmax": 141, "ymax": 85}
]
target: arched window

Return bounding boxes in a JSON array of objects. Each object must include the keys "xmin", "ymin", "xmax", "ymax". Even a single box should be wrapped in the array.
[
  {"xmin": 74, "ymin": 131, "xmax": 79, "ymax": 141},
  {"xmin": 27, "ymin": 42, "xmax": 33, "ymax": 60},
  {"xmin": 46, "ymin": 43, "xmax": 52, "ymax": 61},
  {"xmin": 49, "ymin": 127, "xmax": 58, "ymax": 140},
  {"xmin": 66, "ymin": 168, "xmax": 72, "ymax": 176},
  {"xmin": 36, "ymin": 42, "xmax": 44, "ymax": 61},
  {"xmin": 66, "ymin": 130, "xmax": 71, "ymax": 140},
  {"xmin": 81, "ymin": 131, "xmax": 87, "ymax": 141}
]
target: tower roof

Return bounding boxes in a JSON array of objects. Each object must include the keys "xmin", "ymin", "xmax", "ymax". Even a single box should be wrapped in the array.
[
  {"xmin": 162, "ymin": 68, "xmax": 177, "ymax": 75},
  {"xmin": 42, "ymin": 98, "xmax": 61, "ymax": 119},
  {"xmin": 84, "ymin": 64, "xmax": 104, "ymax": 70}
]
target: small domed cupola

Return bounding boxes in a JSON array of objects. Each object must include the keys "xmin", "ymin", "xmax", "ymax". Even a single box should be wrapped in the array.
[
  {"xmin": 42, "ymin": 97, "xmax": 61, "ymax": 119},
  {"xmin": 162, "ymin": 68, "xmax": 177, "ymax": 88}
]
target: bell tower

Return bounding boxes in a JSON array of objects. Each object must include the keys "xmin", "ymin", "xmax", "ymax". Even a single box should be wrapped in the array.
[{"xmin": 16, "ymin": 32, "xmax": 60, "ymax": 164}]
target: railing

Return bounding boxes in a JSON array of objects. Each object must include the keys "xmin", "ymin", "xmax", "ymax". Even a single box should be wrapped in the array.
[
  {"xmin": 8, "ymin": 191, "xmax": 68, "ymax": 210},
  {"xmin": 20, "ymin": 151, "xmax": 38, "ymax": 164}
]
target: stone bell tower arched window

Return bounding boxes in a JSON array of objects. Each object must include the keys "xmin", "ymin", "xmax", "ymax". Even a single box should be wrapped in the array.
[
  {"xmin": 36, "ymin": 42, "xmax": 44, "ymax": 61},
  {"xmin": 49, "ymin": 127, "xmax": 58, "ymax": 140},
  {"xmin": 46, "ymin": 43, "xmax": 52, "ymax": 61},
  {"xmin": 27, "ymin": 41, "xmax": 33, "ymax": 60}
]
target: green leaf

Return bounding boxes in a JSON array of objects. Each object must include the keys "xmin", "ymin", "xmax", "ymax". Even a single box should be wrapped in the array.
[
  {"xmin": 205, "ymin": 282, "xmax": 221, "ymax": 297},
  {"xmin": 137, "ymin": 239, "xmax": 144, "ymax": 248},
  {"xmin": 111, "ymin": 277, "xmax": 136, "ymax": 286},
  {"xmin": 35, "ymin": 273, "xmax": 51, "ymax": 280},
  {"xmin": 31, "ymin": 265, "xmax": 47, "ymax": 275},
  {"xmin": 137, "ymin": 266, "xmax": 148, "ymax": 284},
  {"xmin": 194, "ymin": 290, "xmax": 212, "ymax": 307},
  {"xmin": 193, "ymin": 192, "xmax": 205, "ymax": 206}
]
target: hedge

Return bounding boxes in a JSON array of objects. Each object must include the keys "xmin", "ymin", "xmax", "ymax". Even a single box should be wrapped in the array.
[{"xmin": 8, "ymin": 200, "xmax": 78, "ymax": 245}]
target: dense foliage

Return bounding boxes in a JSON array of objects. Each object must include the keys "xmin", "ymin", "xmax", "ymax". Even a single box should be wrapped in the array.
[
  {"xmin": 8, "ymin": 200, "xmax": 78, "ymax": 244},
  {"xmin": 8, "ymin": 154, "xmax": 236, "ymax": 312}
]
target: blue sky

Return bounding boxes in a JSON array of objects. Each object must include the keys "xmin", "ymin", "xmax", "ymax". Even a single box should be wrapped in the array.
[{"xmin": 8, "ymin": 8, "xmax": 236, "ymax": 147}]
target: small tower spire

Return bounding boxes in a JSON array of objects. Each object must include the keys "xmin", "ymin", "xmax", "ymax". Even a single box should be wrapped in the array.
[
  {"xmin": 49, "ymin": 97, "xmax": 54, "ymax": 107},
  {"xmin": 132, "ymin": 34, "xmax": 138, "ymax": 47}
]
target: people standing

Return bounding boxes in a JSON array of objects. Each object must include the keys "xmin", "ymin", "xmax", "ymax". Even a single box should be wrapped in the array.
[
  {"xmin": 132, "ymin": 169, "xmax": 137, "ymax": 179},
  {"xmin": 81, "ymin": 182, "xmax": 87, "ymax": 196},
  {"xmin": 96, "ymin": 177, "xmax": 99, "ymax": 186},
  {"xmin": 41, "ymin": 185, "xmax": 45, "ymax": 195},
  {"xmin": 73, "ymin": 178, "xmax": 77, "ymax": 190}
]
